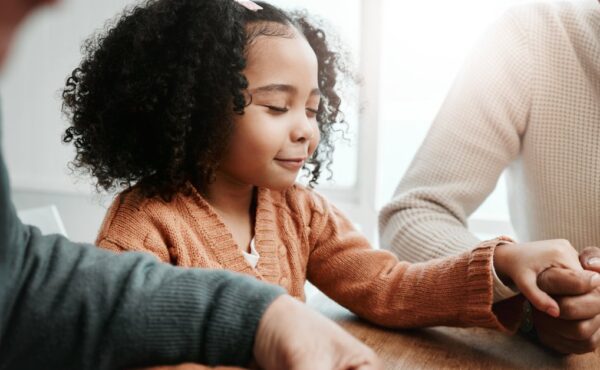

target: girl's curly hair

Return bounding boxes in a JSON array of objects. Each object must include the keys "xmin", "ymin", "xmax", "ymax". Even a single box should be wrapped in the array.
[{"xmin": 62, "ymin": 0, "xmax": 351, "ymax": 200}]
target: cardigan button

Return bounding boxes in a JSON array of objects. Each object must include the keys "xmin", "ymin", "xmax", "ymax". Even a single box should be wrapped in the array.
[
  {"xmin": 279, "ymin": 245, "xmax": 286, "ymax": 255},
  {"xmin": 279, "ymin": 277, "xmax": 288, "ymax": 285}
]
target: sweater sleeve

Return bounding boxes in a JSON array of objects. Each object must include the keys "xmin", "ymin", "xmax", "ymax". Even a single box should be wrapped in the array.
[
  {"xmin": 306, "ymin": 191, "xmax": 520, "ymax": 332},
  {"xmin": 378, "ymin": 10, "xmax": 531, "ymax": 302},
  {"xmin": 0, "ymin": 122, "xmax": 284, "ymax": 369}
]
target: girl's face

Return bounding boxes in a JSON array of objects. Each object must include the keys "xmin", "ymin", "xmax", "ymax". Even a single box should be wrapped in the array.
[{"xmin": 218, "ymin": 25, "xmax": 321, "ymax": 191}]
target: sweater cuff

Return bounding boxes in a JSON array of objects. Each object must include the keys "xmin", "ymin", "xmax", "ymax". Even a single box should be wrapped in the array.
[
  {"xmin": 464, "ymin": 236, "xmax": 518, "ymax": 332},
  {"xmin": 490, "ymin": 236, "xmax": 520, "ymax": 302},
  {"xmin": 492, "ymin": 265, "xmax": 520, "ymax": 302}
]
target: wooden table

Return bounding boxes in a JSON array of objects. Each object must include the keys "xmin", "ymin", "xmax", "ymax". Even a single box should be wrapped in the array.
[{"xmin": 308, "ymin": 292, "xmax": 600, "ymax": 369}]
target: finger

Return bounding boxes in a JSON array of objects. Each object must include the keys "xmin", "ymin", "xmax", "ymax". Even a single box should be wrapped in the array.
[
  {"xmin": 518, "ymin": 271, "xmax": 560, "ymax": 317},
  {"xmin": 551, "ymin": 332, "xmax": 600, "ymax": 355},
  {"xmin": 556, "ymin": 288, "xmax": 600, "ymax": 320},
  {"xmin": 532, "ymin": 309, "xmax": 600, "ymax": 353},
  {"xmin": 580, "ymin": 247, "xmax": 600, "ymax": 273},
  {"xmin": 359, "ymin": 356, "xmax": 383, "ymax": 370},
  {"xmin": 532, "ymin": 310, "xmax": 576, "ymax": 354},
  {"xmin": 353, "ymin": 365, "xmax": 380, "ymax": 370},
  {"xmin": 354, "ymin": 357, "xmax": 381, "ymax": 370},
  {"xmin": 301, "ymin": 363, "xmax": 328, "ymax": 370},
  {"xmin": 537, "ymin": 267, "xmax": 600, "ymax": 295},
  {"xmin": 537, "ymin": 312, "xmax": 600, "ymax": 341},
  {"xmin": 336, "ymin": 351, "xmax": 380, "ymax": 370},
  {"xmin": 541, "ymin": 337, "xmax": 593, "ymax": 355},
  {"xmin": 536, "ymin": 334, "xmax": 572, "ymax": 355}
]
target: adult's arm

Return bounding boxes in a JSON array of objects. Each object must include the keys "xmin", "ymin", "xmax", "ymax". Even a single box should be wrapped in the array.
[
  {"xmin": 378, "ymin": 9, "xmax": 531, "ymax": 301},
  {"xmin": 0, "ymin": 126, "xmax": 284, "ymax": 369}
]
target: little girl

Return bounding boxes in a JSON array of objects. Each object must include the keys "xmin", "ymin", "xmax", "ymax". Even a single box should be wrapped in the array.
[{"xmin": 63, "ymin": 0, "xmax": 584, "ymax": 366}]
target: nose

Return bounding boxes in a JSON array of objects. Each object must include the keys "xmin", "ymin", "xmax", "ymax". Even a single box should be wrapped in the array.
[{"xmin": 291, "ymin": 112, "xmax": 316, "ymax": 144}]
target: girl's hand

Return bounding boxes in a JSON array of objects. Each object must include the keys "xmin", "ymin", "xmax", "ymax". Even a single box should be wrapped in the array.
[{"xmin": 494, "ymin": 239, "xmax": 582, "ymax": 318}]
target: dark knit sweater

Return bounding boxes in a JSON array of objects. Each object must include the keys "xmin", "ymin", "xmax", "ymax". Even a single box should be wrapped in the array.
[{"xmin": 0, "ymin": 108, "xmax": 284, "ymax": 369}]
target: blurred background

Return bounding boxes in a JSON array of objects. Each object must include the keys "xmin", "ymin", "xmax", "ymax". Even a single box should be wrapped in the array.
[{"xmin": 1, "ymin": 0, "xmax": 549, "ymax": 243}]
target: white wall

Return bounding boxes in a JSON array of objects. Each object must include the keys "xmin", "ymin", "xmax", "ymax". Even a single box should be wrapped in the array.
[
  {"xmin": 12, "ymin": 189, "xmax": 111, "ymax": 243},
  {"xmin": 1, "ymin": 0, "xmax": 137, "ymax": 242},
  {"xmin": 1, "ymin": 0, "xmax": 138, "ymax": 194},
  {"xmin": 1, "ymin": 0, "xmax": 369, "ymax": 243},
  {"xmin": 2, "ymin": 0, "xmax": 535, "ymax": 244}
]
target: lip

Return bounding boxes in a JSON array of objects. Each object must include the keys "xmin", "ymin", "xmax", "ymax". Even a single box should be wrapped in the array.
[{"xmin": 274, "ymin": 157, "xmax": 306, "ymax": 170}]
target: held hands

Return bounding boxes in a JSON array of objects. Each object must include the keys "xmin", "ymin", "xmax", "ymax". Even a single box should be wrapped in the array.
[
  {"xmin": 495, "ymin": 241, "xmax": 600, "ymax": 354},
  {"xmin": 533, "ymin": 246, "xmax": 600, "ymax": 354},
  {"xmin": 493, "ymin": 239, "xmax": 594, "ymax": 318}
]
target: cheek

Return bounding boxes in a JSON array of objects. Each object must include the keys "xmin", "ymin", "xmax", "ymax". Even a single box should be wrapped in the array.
[
  {"xmin": 228, "ymin": 114, "xmax": 278, "ymax": 158},
  {"xmin": 223, "ymin": 121, "xmax": 255, "ymax": 164},
  {"xmin": 308, "ymin": 123, "xmax": 321, "ymax": 156}
]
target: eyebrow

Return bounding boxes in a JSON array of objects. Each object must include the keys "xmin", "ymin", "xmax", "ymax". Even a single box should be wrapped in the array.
[{"xmin": 249, "ymin": 84, "xmax": 321, "ymax": 97}]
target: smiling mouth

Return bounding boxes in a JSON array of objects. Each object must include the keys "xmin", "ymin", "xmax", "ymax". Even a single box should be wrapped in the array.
[{"xmin": 274, "ymin": 158, "xmax": 306, "ymax": 170}]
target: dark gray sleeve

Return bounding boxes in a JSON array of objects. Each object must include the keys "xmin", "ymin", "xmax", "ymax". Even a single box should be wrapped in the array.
[{"xmin": 0, "ymin": 122, "xmax": 284, "ymax": 369}]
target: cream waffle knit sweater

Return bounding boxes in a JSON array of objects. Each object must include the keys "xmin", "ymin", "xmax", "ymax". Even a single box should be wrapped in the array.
[{"xmin": 380, "ymin": 1, "xmax": 600, "ymax": 301}]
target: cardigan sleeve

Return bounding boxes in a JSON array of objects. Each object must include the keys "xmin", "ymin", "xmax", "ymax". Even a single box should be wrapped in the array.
[
  {"xmin": 378, "ymin": 9, "xmax": 531, "ymax": 302},
  {"xmin": 305, "ymin": 190, "xmax": 520, "ymax": 332}
]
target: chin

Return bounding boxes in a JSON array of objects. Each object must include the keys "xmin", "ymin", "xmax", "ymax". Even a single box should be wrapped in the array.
[{"xmin": 263, "ymin": 179, "xmax": 296, "ymax": 192}]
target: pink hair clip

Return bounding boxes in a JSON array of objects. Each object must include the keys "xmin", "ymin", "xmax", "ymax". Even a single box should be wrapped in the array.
[{"xmin": 234, "ymin": 0, "xmax": 263, "ymax": 11}]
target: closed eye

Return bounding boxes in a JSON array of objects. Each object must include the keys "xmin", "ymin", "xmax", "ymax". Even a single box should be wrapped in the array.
[
  {"xmin": 306, "ymin": 108, "xmax": 319, "ymax": 118},
  {"xmin": 264, "ymin": 105, "xmax": 288, "ymax": 113}
]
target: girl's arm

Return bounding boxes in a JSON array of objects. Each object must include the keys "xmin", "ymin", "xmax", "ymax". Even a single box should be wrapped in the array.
[{"xmin": 305, "ymin": 190, "xmax": 585, "ymax": 331}]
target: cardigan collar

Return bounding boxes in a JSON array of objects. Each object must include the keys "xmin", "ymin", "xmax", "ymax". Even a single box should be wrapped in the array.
[{"xmin": 182, "ymin": 183, "xmax": 281, "ymax": 284}]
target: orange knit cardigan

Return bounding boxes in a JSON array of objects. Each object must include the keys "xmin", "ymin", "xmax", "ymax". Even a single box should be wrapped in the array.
[{"xmin": 97, "ymin": 183, "xmax": 521, "ymax": 369}]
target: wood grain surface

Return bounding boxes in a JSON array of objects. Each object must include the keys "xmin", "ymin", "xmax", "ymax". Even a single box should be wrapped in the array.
[{"xmin": 309, "ymin": 291, "xmax": 600, "ymax": 369}]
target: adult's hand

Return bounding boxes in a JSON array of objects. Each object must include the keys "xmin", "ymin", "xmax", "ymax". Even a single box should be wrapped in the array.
[
  {"xmin": 534, "ymin": 267, "xmax": 600, "ymax": 354},
  {"xmin": 494, "ymin": 239, "xmax": 583, "ymax": 317},
  {"xmin": 254, "ymin": 295, "xmax": 381, "ymax": 370},
  {"xmin": 580, "ymin": 246, "xmax": 600, "ymax": 273}
]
